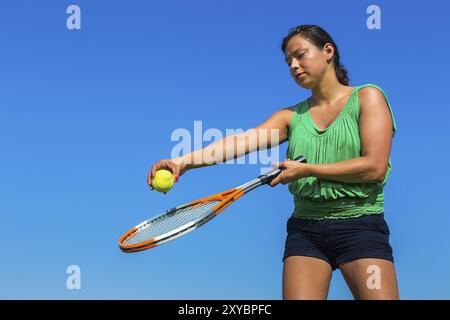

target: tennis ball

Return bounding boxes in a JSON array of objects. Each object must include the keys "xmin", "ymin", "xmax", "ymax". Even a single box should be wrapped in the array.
[{"xmin": 152, "ymin": 169, "xmax": 175, "ymax": 193}]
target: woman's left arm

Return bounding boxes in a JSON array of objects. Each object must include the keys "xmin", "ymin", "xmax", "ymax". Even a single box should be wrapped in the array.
[{"xmin": 269, "ymin": 87, "xmax": 394, "ymax": 186}]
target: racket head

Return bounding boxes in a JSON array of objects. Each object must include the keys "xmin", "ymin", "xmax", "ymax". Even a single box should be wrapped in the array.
[{"xmin": 118, "ymin": 187, "xmax": 243, "ymax": 252}]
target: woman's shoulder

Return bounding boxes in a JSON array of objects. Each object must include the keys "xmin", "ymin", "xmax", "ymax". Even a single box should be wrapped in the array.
[
  {"xmin": 355, "ymin": 83, "xmax": 387, "ymax": 94},
  {"xmin": 356, "ymin": 83, "xmax": 390, "ymax": 103},
  {"xmin": 284, "ymin": 99, "xmax": 308, "ymax": 112}
]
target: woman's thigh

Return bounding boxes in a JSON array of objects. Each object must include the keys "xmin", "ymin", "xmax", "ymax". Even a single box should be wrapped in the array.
[
  {"xmin": 339, "ymin": 258, "xmax": 400, "ymax": 300},
  {"xmin": 283, "ymin": 256, "xmax": 333, "ymax": 300}
]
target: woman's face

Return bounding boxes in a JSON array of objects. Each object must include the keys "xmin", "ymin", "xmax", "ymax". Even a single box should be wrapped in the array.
[{"xmin": 284, "ymin": 35, "xmax": 333, "ymax": 89}]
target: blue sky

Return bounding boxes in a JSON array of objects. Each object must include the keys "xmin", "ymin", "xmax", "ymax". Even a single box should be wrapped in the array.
[{"xmin": 1, "ymin": 0, "xmax": 449, "ymax": 299}]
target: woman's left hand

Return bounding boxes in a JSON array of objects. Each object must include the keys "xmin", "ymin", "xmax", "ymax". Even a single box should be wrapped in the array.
[{"xmin": 268, "ymin": 159, "xmax": 312, "ymax": 187}]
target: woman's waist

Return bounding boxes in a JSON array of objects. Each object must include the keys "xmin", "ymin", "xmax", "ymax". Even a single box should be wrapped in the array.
[{"xmin": 292, "ymin": 193, "xmax": 385, "ymax": 219}]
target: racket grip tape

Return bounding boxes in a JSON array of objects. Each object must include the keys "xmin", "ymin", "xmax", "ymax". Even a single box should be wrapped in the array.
[{"xmin": 258, "ymin": 155, "xmax": 307, "ymax": 185}]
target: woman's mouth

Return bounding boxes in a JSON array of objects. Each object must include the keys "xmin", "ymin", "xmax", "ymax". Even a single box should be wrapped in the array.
[{"xmin": 295, "ymin": 72, "xmax": 306, "ymax": 79}]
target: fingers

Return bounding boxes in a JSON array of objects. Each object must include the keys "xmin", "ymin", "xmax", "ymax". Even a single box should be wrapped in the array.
[
  {"xmin": 147, "ymin": 159, "xmax": 180, "ymax": 191},
  {"xmin": 172, "ymin": 166, "xmax": 180, "ymax": 181},
  {"xmin": 148, "ymin": 162, "xmax": 163, "ymax": 190},
  {"xmin": 269, "ymin": 175, "xmax": 281, "ymax": 187},
  {"xmin": 151, "ymin": 162, "xmax": 159, "ymax": 179},
  {"xmin": 148, "ymin": 167, "xmax": 155, "ymax": 190},
  {"xmin": 147, "ymin": 167, "xmax": 154, "ymax": 189},
  {"xmin": 167, "ymin": 161, "xmax": 180, "ymax": 181},
  {"xmin": 270, "ymin": 174, "xmax": 291, "ymax": 187},
  {"xmin": 148, "ymin": 162, "xmax": 164, "ymax": 189},
  {"xmin": 272, "ymin": 160, "xmax": 286, "ymax": 170}
]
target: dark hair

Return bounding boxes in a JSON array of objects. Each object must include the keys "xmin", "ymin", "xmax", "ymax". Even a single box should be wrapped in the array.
[{"xmin": 281, "ymin": 25, "xmax": 349, "ymax": 85}]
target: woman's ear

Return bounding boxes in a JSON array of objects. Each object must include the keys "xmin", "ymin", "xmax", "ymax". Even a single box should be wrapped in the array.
[{"xmin": 323, "ymin": 43, "xmax": 334, "ymax": 63}]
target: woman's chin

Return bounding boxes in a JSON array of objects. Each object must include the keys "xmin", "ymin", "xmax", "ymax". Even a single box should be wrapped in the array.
[{"xmin": 296, "ymin": 78, "xmax": 313, "ymax": 89}]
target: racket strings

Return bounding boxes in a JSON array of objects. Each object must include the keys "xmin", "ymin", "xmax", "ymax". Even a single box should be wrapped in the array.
[{"xmin": 122, "ymin": 200, "xmax": 220, "ymax": 246}]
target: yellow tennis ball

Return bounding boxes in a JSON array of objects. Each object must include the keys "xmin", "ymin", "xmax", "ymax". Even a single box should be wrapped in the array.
[{"xmin": 152, "ymin": 169, "xmax": 175, "ymax": 193}]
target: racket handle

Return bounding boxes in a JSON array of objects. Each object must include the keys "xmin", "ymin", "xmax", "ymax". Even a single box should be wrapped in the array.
[{"xmin": 258, "ymin": 155, "xmax": 307, "ymax": 185}]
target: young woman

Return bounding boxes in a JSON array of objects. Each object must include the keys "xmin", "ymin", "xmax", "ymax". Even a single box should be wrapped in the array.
[{"xmin": 147, "ymin": 25, "xmax": 399, "ymax": 300}]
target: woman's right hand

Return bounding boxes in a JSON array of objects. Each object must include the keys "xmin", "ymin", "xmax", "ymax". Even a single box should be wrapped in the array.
[{"xmin": 147, "ymin": 158, "xmax": 188, "ymax": 191}]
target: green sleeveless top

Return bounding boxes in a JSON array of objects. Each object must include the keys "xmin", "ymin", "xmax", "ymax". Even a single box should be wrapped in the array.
[{"xmin": 286, "ymin": 83, "xmax": 397, "ymax": 220}]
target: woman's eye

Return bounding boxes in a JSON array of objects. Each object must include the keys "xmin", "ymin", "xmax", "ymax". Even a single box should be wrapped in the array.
[{"xmin": 286, "ymin": 53, "xmax": 304, "ymax": 66}]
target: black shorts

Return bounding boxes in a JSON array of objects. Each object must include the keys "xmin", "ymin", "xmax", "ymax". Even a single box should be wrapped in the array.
[{"xmin": 283, "ymin": 213, "xmax": 394, "ymax": 270}]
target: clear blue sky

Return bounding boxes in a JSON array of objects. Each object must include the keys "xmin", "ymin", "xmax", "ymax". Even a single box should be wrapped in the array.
[{"xmin": 1, "ymin": 0, "xmax": 449, "ymax": 299}]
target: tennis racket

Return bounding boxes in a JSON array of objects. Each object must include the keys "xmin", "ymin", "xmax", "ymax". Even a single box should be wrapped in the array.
[{"xmin": 118, "ymin": 155, "xmax": 307, "ymax": 253}]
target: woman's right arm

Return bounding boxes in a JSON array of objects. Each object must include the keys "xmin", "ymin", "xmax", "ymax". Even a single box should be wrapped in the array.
[{"xmin": 147, "ymin": 108, "xmax": 294, "ymax": 188}]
